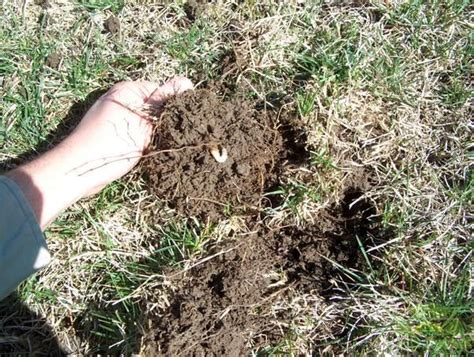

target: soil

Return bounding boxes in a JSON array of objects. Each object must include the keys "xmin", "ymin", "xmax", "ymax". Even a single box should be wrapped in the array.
[
  {"xmin": 104, "ymin": 15, "xmax": 120, "ymax": 35},
  {"xmin": 183, "ymin": 0, "xmax": 208, "ymax": 21},
  {"xmin": 139, "ymin": 87, "xmax": 377, "ymax": 354},
  {"xmin": 34, "ymin": 0, "xmax": 51, "ymax": 9},
  {"xmin": 45, "ymin": 52, "xmax": 60, "ymax": 69},
  {"xmin": 145, "ymin": 188, "xmax": 373, "ymax": 355},
  {"xmin": 141, "ymin": 89, "xmax": 283, "ymax": 220}
]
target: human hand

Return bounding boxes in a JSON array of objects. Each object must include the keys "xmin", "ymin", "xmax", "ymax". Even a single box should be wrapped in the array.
[
  {"xmin": 6, "ymin": 77, "xmax": 193, "ymax": 229},
  {"xmin": 64, "ymin": 77, "xmax": 194, "ymax": 193}
]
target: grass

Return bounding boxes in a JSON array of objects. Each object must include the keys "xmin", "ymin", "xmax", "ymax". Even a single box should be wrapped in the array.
[
  {"xmin": 0, "ymin": 0, "xmax": 472, "ymax": 355},
  {"xmin": 296, "ymin": 90, "xmax": 317, "ymax": 118},
  {"xmin": 77, "ymin": 0, "xmax": 125, "ymax": 13},
  {"xmin": 339, "ymin": 243, "xmax": 473, "ymax": 354},
  {"xmin": 265, "ymin": 181, "xmax": 323, "ymax": 223},
  {"xmin": 75, "ymin": 218, "xmax": 214, "ymax": 353}
]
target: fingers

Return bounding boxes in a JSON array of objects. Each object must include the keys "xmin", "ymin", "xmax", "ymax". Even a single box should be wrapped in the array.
[
  {"xmin": 146, "ymin": 76, "xmax": 194, "ymax": 105},
  {"xmin": 103, "ymin": 77, "xmax": 193, "ymax": 109},
  {"xmin": 104, "ymin": 81, "xmax": 159, "ymax": 107},
  {"xmin": 135, "ymin": 81, "xmax": 162, "ymax": 99}
]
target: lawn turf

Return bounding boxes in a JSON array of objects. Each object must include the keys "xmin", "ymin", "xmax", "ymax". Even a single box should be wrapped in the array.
[{"xmin": 0, "ymin": 0, "xmax": 472, "ymax": 354}]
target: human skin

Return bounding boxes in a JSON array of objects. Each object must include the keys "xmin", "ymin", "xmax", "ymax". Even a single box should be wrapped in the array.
[{"xmin": 6, "ymin": 77, "xmax": 193, "ymax": 230}]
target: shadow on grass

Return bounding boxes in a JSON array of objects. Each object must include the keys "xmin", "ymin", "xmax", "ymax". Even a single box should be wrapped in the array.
[
  {"xmin": 0, "ymin": 293, "xmax": 66, "ymax": 355},
  {"xmin": 0, "ymin": 89, "xmax": 106, "ymax": 172}
]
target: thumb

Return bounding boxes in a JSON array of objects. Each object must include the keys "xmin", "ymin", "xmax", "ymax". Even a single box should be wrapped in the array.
[{"xmin": 146, "ymin": 76, "xmax": 194, "ymax": 106}]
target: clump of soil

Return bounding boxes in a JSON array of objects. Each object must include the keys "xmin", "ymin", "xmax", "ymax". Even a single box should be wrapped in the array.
[
  {"xmin": 104, "ymin": 15, "xmax": 120, "ymax": 35},
  {"xmin": 183, "ymin": 0, "xmax": 207, "ymax": 21},
  {"xmin": 45, "ymin": 52, "xmax": 60, "ymax": 69},
  {"xmin": 141, "ymin": 90, "xmax": 282, "ymax": 220},
  {"xmin": 145, "ymin": 189, "xmax": 371, "ymax": 355},
  {"xmin": 34, "ymin": 0, "xmax": 51, "ymax": 9}
]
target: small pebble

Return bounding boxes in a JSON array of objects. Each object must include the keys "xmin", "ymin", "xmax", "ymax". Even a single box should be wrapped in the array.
[{"xmin": 235, "ymin": 163, "xmax": 250, "ymax": 176}]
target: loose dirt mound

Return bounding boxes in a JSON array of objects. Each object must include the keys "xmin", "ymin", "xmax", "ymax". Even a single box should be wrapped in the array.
[
  {"xmin": 141, "ymin": 90, "xmax": 282, "ymax": 220},
  {"xmin": 140, "ymin": 89, "xmax": 375, "ymax": 354},
  {"xmin": 145, "ymin": 189, "xmax": 372, "ymax": 355}
]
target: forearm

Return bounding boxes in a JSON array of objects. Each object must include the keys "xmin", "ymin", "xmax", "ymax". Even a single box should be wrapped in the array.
[
  {"xmin": 4, "ymin": 115, "xmax": 140, "ymax": 230},
  {"xmin": 5, "ymin": 145, "xmax": 89, "ymax": 230}
]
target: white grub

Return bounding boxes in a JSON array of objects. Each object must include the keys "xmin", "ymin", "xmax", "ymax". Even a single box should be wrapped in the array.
[{"xmin": 209, "ymin": 144, "xmax": 228, "ymax": 163}]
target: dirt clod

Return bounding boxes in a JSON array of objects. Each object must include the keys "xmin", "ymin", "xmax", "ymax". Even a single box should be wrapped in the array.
[
  {"xmin": 104, "ymin": 15, "xmax": 120, "ymax": 35},
  {"xmin": 45, "ymin": 52, "xmax": 60, "ymax": 69},
  {"xmin": 141, "ymin": 90, "xmax": 282, "ymax": 220},
  {"xmin": 183, "ymin": 0, "xmax": 207, "ymax": 21},
  {"xmin": 34, "ymin": 0, "xmax": 51, "ymax": 9}
]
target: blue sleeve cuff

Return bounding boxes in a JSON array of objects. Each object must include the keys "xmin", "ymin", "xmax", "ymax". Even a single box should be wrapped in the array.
[{"xmin": 0, "ymin": 175, "xmax": 51, "ymax": 300}]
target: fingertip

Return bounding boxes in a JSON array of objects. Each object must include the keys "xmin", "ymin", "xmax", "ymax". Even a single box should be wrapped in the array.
[
  {"xmin": 146, "ymin": 77, "xmax": 194, "ymax": 105},
  {"xmin": 170, "ymin": 76, "xmax": 194, "ymax": 92}
]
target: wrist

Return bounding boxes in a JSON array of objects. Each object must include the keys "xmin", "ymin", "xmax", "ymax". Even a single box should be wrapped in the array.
[{"xmin": 6, "ymin": 150, "xmax": 89, "ymax": 230}]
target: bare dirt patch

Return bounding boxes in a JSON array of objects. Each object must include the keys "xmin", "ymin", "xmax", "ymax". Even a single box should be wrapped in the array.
[
  {"xmin": 141, "ymin": 89, "xmax": 283, "ymax": 220},
  {"xmin": 144, "ymin": 187, "xmax": 373, "ymax": 355}
]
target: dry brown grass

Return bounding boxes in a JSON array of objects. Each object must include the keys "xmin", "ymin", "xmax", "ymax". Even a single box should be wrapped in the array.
[{"xmin": 0, "ymin": 0, "xmax": 472, "ymax": 354}]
